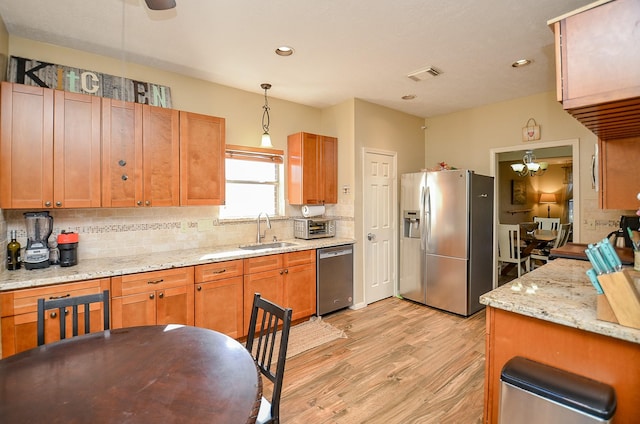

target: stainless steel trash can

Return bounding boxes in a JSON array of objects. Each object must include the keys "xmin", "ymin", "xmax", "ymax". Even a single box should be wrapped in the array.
[{"xmin": 499, "ymin": 357, "xmax": 616, "ymax": 423}]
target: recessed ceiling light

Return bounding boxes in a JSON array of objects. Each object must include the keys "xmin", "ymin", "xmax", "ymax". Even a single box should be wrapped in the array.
[
  {"xmin": 275, "ymin": 46, "xmax": 294, "ymax": 56},
  {"xmin": 402, "ymin": 94, "xmax": 416, "ymax": 100},
  {"xmin": 512, "ymin": 59, "xmax": 532, "ymax": 68}
]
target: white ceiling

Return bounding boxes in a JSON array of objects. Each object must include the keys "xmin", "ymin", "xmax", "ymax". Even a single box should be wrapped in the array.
[{"xmin": 0, "ymin": 0, "xmax": 595, "ymax": 118}]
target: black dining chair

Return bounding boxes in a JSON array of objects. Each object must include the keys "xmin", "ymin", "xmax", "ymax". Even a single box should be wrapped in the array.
[
  {"xmin": 246, "ymin": 293, "xmax": 293, "ymax": 424},
  {"xmin": 37, "ymin": 290, "xmax": 110, "ymax": 346}
]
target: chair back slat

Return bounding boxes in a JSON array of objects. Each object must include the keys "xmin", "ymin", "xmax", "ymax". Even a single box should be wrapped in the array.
[{"xmin": 37, "ymin": 290, "xmax": 110, "ymax": 346}]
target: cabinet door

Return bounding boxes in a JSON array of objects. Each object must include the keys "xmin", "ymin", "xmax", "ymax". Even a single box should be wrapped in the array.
[
  {"xmin": 195, "ymin": 276, "xmax": 244, "ymax": 338},
  {"xmin": 598, "ymin": 136, "xmax": 640, "ymax": 209},
  {"xmin": 53, "ymin": 90, "xmax": 101, "ymax": 208},
  {"xmin": 0, "ymin": 82, "xmax": 54, "ymax": 209},
  {"xmin": 284, "ymin": 262, "xmax": 317, "ymax": 321},
  {"xmin": 101, "ymin": 99, "xmax": 143, "ymax": 207},
  {"xmin": 156, "ymin": 284, "xmax": 194, "ymax": 325},
  {"xmin": 243, "ymin": 269, "xmax": 284, "ymax": 335},
  {"xmin": 180, "ymin": 111, "xmax": 226, "ymax": 205},
  {"xmin": 320, "ymin": 136, "xmax": 338, "ymax": 204},
  {"xmin": 111, "ymin": 292, "xmax": 157, "ymax": 329},
  {"xmin": 143, "ymin": 105, "xmax": 180, "ymax": 207}
]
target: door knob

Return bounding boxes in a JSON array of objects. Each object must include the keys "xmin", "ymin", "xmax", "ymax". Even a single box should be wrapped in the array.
[{"xmin": 367, "ymin": 233, "xmax": 376, "ymax": 241}]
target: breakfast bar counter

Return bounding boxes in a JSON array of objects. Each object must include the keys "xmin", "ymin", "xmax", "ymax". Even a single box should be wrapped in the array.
[{"xmin": 480, "ymin": 259, "xmax": 640, "ymax": 423}]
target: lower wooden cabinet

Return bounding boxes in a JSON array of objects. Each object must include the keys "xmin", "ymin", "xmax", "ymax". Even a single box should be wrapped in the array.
[
  {"xmin": 0, "ymin": 278, "xmax": 110, "ymax": 358},
  {"xmin": 111, "ymin": 267, "xmax": 194, "ymax": 328},
  {"xmin": 243, "ymin": 250, "xmax": 316, "ymax": 335},
  {"xmin": 194, "ymin": 259, "xmax": 244, "ymax": 338}
]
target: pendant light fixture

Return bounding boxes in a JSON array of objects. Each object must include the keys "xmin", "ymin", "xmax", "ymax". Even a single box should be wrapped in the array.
[
  {"xmin": 260, "ymin": 83, "xmax": 273, "ymax": 148},
  {"xmin": 511, "ymin": 150, "xmax": 548, "ymax": 177}
]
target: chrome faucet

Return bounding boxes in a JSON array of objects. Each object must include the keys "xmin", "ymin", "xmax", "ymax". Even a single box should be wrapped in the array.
[{"xmin": 256, "ymin": 212, "xmax": 271, "ymax": 243}]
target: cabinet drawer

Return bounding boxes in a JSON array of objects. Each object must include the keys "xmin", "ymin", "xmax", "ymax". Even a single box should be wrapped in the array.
[
  {"xmin": 111, "ymin": 267, "xmax": 194, "ymax": 296},
  {"xmin": 244, "ymin": 254, "xmax": 283, "ymax": 274},
  {"xmin": 284, "ymin": 249, "xmax": 316, "ymax": 267},
  {"xmin": 195, "ymin": 259, "xmax": 243, "ymax": 282},
  {"xmin": 0, "ymin": 278, "xmax": 110, "ymax": 317}
]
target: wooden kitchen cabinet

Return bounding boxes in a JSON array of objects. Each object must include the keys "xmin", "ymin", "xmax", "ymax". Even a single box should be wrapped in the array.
[
  {"xmin": 549, "ymin": 0, "xmax": 640, "ymax": 140},
  {"xmin": 287, "ymin": 132, "xmax": 338, "ymax": 205},
  {"xmin": 0, "ymin": 278, "xmax": 110, "ymax": 358},
  {"xmin": 180, "ymin": 111, "xmax": 226, "ymax": 206},
  {"xmin": 0, "ymin": 82, "xmax": 101, "ymax": 209},
  {"xmin": 598, "ymin": 136, "xmax": 640, "ymax": 209},
  {"xmin": 102, "ymin": 99, "xmax": 180, "ymax": 207},
  {"xmin": 243, "ymin": 250, "xmax": 316, "ymax": 334},
  {"xmin": 194, "ymin": 259, "xmax": 244, "ymax": 338},
  {"xmin": 111, "ymin": 267, "xmax": 194, "ymax": 328},
  {"xmin": 483, "ymin": 306, "xmax": 640, "ymax": 423}
]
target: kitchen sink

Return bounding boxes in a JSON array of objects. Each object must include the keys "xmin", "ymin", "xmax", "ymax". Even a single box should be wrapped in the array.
[{"xmin": 239, "ymin": 242, "xmax": 297, "ymax": 251}]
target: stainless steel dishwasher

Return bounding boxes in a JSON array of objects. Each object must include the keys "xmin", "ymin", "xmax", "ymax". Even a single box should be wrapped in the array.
[{"xmin": 317, "ymin": 244, "xmax": 354, "ymax": 316}]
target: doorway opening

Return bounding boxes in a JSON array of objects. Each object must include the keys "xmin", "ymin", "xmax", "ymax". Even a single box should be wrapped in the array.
[{"xmin": 490, "ymin": 139, "xmax": 580, "ymax": 287}]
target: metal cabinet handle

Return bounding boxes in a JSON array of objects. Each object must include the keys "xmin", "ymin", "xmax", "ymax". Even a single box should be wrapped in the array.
[
  {"xmin": 212, "ymin": 269, "xmax": 227, "ymax": 274},
  {"xmin": 55, "ymin": 201, "xmax": 62, "ymax": 207},
  {"xmin": 149, "ymin": 293, "xmax": 155, "ymax": 300},
  {"xmin": 145, "ymin": 200, "xmax": 151, "ymax": 206},
  {"xmin": 137, "ymin": 200, "xmax": 143, "ymax": 206},
  {"xmin": 279, "ymin": 270, "xmax": 284, "ymax": 275},
  {"xmin": 45, "ymin": 201, "xmax": 52, "ymax": 207},
  {"xmin": 118, "ymin": 159, "xmax": 126, "ymax": 166},
  {"xmin": 197, "ymin": 286, "xmax": 202, "ymax": 291},
  {"xmin": 284, "ymin": 269, "xmax": 289, "ymax": 274},
  {"xmin": 121, "ymin": 174, "xmax": 128, "ymax": 181},
  {"xmin": 49, "ymin": 294, "xmax": 71, "ymax": 300},
  {"xmin": 147, "ymin": 279, "xmax": 164, "ymax": 285},
  {"xmin": 158, "ymin": 292, "xmax": 164, "ymax": 299}
]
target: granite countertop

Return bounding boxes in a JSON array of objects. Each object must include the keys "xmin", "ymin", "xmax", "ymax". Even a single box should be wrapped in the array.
[
  {"xmin": 0, "ymin": 237, "xmax": 355, "ymax": 292},
  {"xmin": 480, "ymin": 258, "xmax": 640, "ymax": 345}
]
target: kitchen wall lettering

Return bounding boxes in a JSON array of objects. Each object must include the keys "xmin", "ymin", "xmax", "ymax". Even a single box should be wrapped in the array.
[{"xmin": 7, "ymin": 55, "xmax": 172, "ymax": 108}]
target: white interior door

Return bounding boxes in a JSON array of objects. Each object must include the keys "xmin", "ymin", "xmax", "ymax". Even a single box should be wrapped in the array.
[{"xmin": 363, "ymin": 149, "xmax": 397, "ymax": 304}]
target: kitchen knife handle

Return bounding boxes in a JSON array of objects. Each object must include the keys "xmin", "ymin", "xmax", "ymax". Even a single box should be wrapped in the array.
[
  {"xmin": 586, "ymin": 268, "xmax": 604, "ymax": 294},
  {"xmin": 599, "ymin": 238, "xmax": 623, "ymax": 271}
]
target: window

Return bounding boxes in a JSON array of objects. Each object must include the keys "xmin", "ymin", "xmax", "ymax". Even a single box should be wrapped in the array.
[{"xmin": 219, "ymin": 145, "xmax": 284, "ymax": 219}]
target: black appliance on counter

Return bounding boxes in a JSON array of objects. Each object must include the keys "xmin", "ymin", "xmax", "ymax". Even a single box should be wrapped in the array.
[{"xmin": 607, "ymin": 215, "xmax": 640, "ymax": 248}]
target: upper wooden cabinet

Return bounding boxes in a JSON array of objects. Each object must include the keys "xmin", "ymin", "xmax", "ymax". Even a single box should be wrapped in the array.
[
  {"xmin": 549, "ymin": 0, "xmax": 640, "ymax": 140},
  {"xmin": 179, "ymin": 111, "xmax": 226, "ymax": 206},
  {"xmin": 598, "ymin": 136, "xmax": 640, "ymax": 209},
  {"xmin": 102, "ymin": 99, "xmax": 180, "ymax": 207},
  {"xmin": 287, "ymin": 132, "xmax": 338, "ymax": 205},
  {"xmin": 0, "ymin": 82, "xmax": 101, "ymax": 209}
]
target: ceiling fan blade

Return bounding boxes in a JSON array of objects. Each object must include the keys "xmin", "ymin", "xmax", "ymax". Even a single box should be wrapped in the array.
[{"xmin": 144, "ymin": 0, "xmax": 176, "ymax": 10}]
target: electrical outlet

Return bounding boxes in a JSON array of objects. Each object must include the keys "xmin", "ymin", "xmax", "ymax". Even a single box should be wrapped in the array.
[{"xmin": 198, "ymin": 219, "xmax": 214, "ymax": 232}]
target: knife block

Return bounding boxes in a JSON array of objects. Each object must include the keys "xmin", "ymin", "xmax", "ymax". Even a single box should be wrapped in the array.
[{"xmin": 596, "ymin": 269, "xmax": 640, "ymax": 329}]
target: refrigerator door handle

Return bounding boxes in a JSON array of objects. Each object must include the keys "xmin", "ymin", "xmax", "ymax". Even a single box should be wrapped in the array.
[{"xmin": 423, "ymin": 186, "xmax": 431, "ymax": 248}]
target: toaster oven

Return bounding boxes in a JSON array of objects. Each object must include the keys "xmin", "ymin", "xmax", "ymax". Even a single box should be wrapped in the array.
[{"xmin": 294, "ymin": 218, "xmax": 336, "ymax": 239}]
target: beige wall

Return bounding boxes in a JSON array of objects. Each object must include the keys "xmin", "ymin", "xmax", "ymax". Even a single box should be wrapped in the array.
[
  {"xmin": 352, "ymin": 99, "xmax": 425, "ymax": 305},
  {"xmin": 425, "ymin": 91, "xmax": 635, "ymax": 244}
]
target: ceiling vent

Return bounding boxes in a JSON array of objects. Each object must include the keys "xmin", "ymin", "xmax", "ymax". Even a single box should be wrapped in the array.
[{"xmin": 407, "ymin": 67, "xmax": 441, "ymax": 82}]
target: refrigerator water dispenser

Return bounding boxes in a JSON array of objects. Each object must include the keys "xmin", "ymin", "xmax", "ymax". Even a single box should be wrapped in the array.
[{"xmin": 403, "ymin": 210, "xmax": 420, "ymax": 238}]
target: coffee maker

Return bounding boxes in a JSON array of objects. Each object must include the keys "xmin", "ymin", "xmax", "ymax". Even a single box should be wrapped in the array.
[{"xmin": 24, "ymin": 211, "xmax": 53, "ymax": 270}]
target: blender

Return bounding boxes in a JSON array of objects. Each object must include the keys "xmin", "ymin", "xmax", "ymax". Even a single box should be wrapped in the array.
[{"xmin": 24, "ymin": 211, "xmax": 53, "ymax": 270}]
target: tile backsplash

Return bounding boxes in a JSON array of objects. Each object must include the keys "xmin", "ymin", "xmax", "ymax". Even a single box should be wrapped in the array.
[{"xmin": 2, "ymin": 205, "xmax": 354, "ymax": 266}]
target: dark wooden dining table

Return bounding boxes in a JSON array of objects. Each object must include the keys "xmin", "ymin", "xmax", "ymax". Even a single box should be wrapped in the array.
[{"xmin": 0, "ymin": 325, "xmax": 262, "ymax": 423}]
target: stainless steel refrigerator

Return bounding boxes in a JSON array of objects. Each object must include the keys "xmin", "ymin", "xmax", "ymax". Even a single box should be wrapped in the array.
[{"xmin": 399, "ymin": 170, "xmax": 494, "ymax": 316}]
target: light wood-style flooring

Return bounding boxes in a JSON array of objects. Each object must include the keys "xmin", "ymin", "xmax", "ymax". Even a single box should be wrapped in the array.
[{"xmin": 276, "ymin": 297, "xmax": 486, "ymax": 423}]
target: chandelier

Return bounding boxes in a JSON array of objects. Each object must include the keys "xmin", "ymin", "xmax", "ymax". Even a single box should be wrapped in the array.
[{"xmin": 511, "ymin": 150, "xmax": 548, "ymax": 177}]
